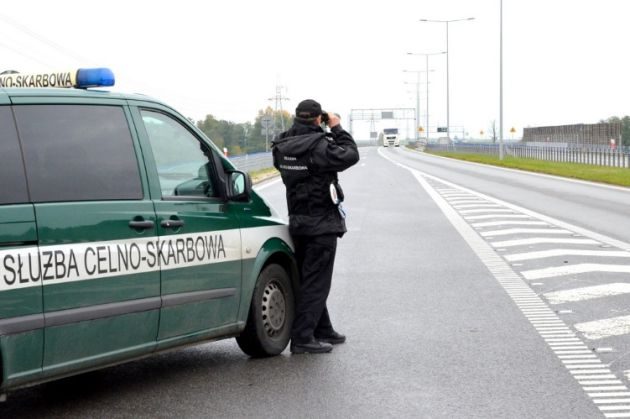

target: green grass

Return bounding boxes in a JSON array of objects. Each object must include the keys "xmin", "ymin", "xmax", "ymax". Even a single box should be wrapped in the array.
[
  {"xmin": 249, "ymin": 167, "xmax": 279, "ymax": 184},
  {"xmin": 425, "ymin": 151, "xmax": 630, "ymax": 187}
]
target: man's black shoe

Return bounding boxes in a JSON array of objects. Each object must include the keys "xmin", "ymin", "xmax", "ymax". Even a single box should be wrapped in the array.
[
  {"xmin": 290, "ymin": 338, "xmax": 333, "ymax": 354},
  {"xmin": 314, "ymin": 330, "xmax": 346, "ymax": 345}
]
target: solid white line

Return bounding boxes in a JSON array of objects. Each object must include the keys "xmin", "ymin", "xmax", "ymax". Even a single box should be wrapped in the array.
[
  {"xmin": 584, "ymin": 386, "xmax": 629, "ymax": 391},
  {"xmin": 458, "ymin": 208, "xmax": 515, "ymax": 215},
  {"xmin": 490, "ymin": 238, "xmax": 601, "ymax": 248},
  {"xmin": 604, "ymin": 413, "xmax": 630, "ymax": 418},
  {"xmin": 562, "ymin": 359, "xmax": 603, "ymax": 364},
  {"xmin": 600, "ymin": 405, "xmax": 630, "ymax": 411},
  {"xmin": 481, "ymin": 228, "xmax": 572, "ymax": 237},
  {"xmin": 594, "ymin": 399, "xmax": 630, "ymax": 404},
  {"xmin": 576, "ymin": 375, "xmax": 618, "ymax": 380},
  {"xmin": 453, "ymin": 204, "xmax": 501, "ymax": 209},
  {"xmin": 472, "ymin": 221, "xmax": 548, "ymax": 228},
  {"xmin": 523, "ymin": 264, "xmax": 630, "ymax": 280},
  {"xmin": 579, "ymin": 380, "xmax": 624, "ymax": 386},
  {"xmin": 565, "ymin": 364, "xmax": 616, "ymax": 370},
  {"xmin": 576, "ymin": 316, "xmax": 630, "ymax": 340},
  {"xmin": 591, "ymin": 393, "xmax": 630, "ymax": 397},
  {"xmin": 505, "ymin": 249, "xmax": 630, "ymax": 262},
  {"xmin": 559, "ymin": 355, "xmax": 598, "ymax": 359},
  {"xmin": 544, "ymin": 283, "xmax": 630, "ymax": 304},
  {"xmin": 465, "ymin": 214, "xmax": 531, "ymax": 220}
]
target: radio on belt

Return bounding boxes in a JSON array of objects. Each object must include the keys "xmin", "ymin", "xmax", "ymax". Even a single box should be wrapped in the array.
[{"xmin": 0, "ymin": 67, "xmax": 115, "ymax": 89}]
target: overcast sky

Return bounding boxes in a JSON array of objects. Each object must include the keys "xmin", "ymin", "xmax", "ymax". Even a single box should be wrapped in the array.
[{"xmin": 1, "ymin": 0, "xmax": 629, "ymax": 140}]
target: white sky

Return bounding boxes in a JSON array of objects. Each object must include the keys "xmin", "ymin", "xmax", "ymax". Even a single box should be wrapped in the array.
[{"xmin": 1, "ymin": 0, "xmax": 629, "ymax": 140}]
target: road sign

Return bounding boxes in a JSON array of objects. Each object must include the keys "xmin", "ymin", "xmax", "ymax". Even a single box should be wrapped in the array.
[
  {"xmin": 418, "ymin": 127, "xmax": 424, "ymax": 133},
  {"xmin": 510, "ymin": 127, "xmax": 516, "ymax": 134},
  {"xmin": 261, "ymin": 116, "xmax": 272, "ymax": 129},
  {"xmin": 437, "ymin": 127, "xmax": 447, "ymax": 133}
]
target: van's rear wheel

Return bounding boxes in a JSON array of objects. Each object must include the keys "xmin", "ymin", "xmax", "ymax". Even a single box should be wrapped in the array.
[{"xmin": 236, "ymin": 264, "xmax": 294, "ymax": 357}]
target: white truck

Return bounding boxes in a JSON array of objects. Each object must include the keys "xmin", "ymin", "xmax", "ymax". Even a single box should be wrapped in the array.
[{"xmin": 379, "ymin": 128, "xmax": 400, "ymax": 147}]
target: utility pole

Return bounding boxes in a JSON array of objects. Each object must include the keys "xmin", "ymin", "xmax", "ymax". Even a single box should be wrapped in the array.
[{"xmin": 268, "ymin": 84, "xmax": 290, "ymax": 140}]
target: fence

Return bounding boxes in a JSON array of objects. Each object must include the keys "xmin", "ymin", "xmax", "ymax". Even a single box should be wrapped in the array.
[
  {"xmin": 228, "ymin": 151, "xmax": 274, "ymax": 172},
  {"xmin": 426, "ymin": 143, "xmax": 630, "ymax": 169}
]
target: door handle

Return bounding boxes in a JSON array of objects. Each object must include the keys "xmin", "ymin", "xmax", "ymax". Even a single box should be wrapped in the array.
[
  {"xmin": 160, "ymin": 219, "xmax": 185, "ymax": 229},
  {"xmin": 128, "ymin": 220, "xmax": 155, "ymax": 230}
]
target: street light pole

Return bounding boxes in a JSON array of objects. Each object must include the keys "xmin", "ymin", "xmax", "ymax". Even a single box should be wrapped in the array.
[
  {"xmin": 407, "ymin": 52, "xmax": 445, "ymax": 142},
  {"xmin": 499, "ymin": 0, "xmax": 505, "ymax": 160},
  {"xmin": 403, "ymin": 70, "xmax": 423, "ymax": 141},
  {"xmin": 419, "ymin": 17, "xmax": 474, "ymax": 141}
]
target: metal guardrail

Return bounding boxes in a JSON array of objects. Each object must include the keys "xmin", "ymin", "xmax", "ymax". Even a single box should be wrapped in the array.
[
  {"xmin": 228, "ymin": 152, "xmax": 274, "ymax": 172},
  {"xmin": 426, "ymin": 143, "xmax": 630, "ymax": 168}
]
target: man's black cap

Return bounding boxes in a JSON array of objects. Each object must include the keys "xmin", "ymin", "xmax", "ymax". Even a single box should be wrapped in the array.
[{"xmin": 296, "ymin": 99, "xmax": 325, "ymax": 119}]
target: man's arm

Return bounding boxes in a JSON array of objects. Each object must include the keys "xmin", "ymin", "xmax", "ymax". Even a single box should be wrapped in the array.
[{"xmin": 311, "ymin": 114, "xmax": 360, "ymax": 172}]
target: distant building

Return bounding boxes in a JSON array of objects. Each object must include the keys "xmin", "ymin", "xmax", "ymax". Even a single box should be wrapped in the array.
[{"xmin": 522, "ymin": 122, "xmax": 621, "ymax": 147}]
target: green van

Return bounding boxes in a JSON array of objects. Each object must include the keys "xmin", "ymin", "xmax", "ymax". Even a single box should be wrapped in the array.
[{"xmin": 0, "ymin": 68, "xmax": 296, "ymax": 398}]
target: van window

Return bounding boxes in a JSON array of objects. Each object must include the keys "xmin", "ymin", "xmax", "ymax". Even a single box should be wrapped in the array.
[
  {"xmin": 141, "ymin": 110, "xmax": 220, "ymax": 199},
  {"xmin": 0, "ymin": 107, "xmax": 28, "ymax": 205},
  {"xmin": 15, "ymin": 105, "xmax": 142, "ymax": 202}
]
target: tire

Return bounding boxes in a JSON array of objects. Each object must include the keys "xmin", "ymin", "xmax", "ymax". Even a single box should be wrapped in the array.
[{"xmin": 236, "ymin": 264, "xmax": 294, "ymax": 357}]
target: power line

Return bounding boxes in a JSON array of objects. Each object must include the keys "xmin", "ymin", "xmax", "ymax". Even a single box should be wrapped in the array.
[{"xmin": 0, "ymin": 13, "xmax": 97, "ymax": 67}]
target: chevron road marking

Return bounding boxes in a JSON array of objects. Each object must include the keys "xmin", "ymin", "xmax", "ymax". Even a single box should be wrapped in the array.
[
  {"xmin": 522, "ymin": 264, "xmax": 630, "ymax": 280},
  {"xmin": 505, "ymin": 249, "xmax": 630, "ymax": 262},
  {"xmin": 544, "ymin": 284, "xmax": 630, "ymax": 304}
]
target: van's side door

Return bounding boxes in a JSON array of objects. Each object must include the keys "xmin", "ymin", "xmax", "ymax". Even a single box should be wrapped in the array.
[
  {"xmin": 0, "ymin": 105, "xmax": 43, "ymax": 387},
  {"xmin": 13, "ymin": 102, "xmax": 161, "ymax": 377},
  {"xmin": 132, "ymin": 105, "xmax": 241, "ymax": 349}
]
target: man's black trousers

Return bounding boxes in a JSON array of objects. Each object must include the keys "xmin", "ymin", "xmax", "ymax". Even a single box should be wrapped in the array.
[{"xmin": 291, "ymin": 233, "xmax": 338, "ymax": 344}]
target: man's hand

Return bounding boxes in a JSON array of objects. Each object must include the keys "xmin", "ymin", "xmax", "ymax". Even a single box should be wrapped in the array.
[{"xmin": 326, "ymin": 112, "xmax": 341, "ymax": 128}]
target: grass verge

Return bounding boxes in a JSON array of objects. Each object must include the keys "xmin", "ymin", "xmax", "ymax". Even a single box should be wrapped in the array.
[
  {"xmin": 425, "ymin": 150, "xmax": 630, "ymax": 188},
  {"xmin": 249, "ymin": 167, "xmax": 279, "ymax": 184}
]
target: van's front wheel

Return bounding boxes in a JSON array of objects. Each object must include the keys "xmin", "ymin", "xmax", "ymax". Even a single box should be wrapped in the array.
[{"xmin": 236, "ymin": 264, "xmax": 294, "ymax": 357}]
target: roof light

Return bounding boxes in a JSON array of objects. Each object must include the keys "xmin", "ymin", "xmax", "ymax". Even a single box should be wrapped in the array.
[
  {"xmin": 75, "ymin": 68, "xmax": 115, "ymax": 88},
  {"xmin": 0, "ymin": 68, "xmax": 115, "ymax": 89}
]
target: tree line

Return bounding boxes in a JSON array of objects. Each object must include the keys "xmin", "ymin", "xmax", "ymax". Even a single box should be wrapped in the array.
[{"xmin": 196, "ymin": 107, "xmax": 293, "ymax": 156}]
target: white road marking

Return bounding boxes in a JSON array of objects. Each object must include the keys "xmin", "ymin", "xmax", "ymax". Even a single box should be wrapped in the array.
[
  {"xmin": 544, "ymin": 284, "xmax": 630, "ymax": 305},
  {"xmin": 523, "ymin": 264, "xmax": 630, "ymax": 280},
  {"xmin": 472, "ymin": 220, "xmax": 548, "ymax": 227},
  {"xmin": 465, "ymin": 214, "xmax": 532, "ymax": 220},
  {"xmin": 453, "ymin": 204, "xmax": 502, "ymax": 209},
  {"xmin": 446, "ymin": 199, "xmax": 487, "ymax": 204},
  {"xmin": 594, "ymin": 399, "xmax": 630, "ymax": 404},
  {"xmin": 458, "ymin": 208, "xmax": 515, "ymax": 215},
  {"xmin": 505, "ymin": 249, "xmax": 630, "ymax": 262},
  {"xmin": 490, "ymin": 238, "xmax": 601, "ymax": 248},
  {"xmin": 481, "ymin": 228, "xmax": 572, "ymax": 237},
  {"xmin": 576, "ymin": 316, "xmax": 630, "ymax": 340},
  {"xmin": 377, "ymin": 148, "xmax": 630, "ymax": 416}
]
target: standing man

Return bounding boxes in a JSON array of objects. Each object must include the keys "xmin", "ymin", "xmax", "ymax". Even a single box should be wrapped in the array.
[{"xmin": 272, "ymin": 99, "xmax": 359, "ymax": 354}]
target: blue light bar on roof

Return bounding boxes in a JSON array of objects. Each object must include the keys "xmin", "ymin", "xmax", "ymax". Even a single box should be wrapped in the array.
[
  {"xmin": 75, "ymin": 68, "xmax": 115, "ymax": 88},
  {"xmin": 0, "ymin": 68, "xmax": 115, "ymax": 89}
]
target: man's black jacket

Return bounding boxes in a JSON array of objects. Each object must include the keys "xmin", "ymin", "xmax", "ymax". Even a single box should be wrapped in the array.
[{"xmin": 271, "ymin": 119, "xmax": 359, "ymax": 237}]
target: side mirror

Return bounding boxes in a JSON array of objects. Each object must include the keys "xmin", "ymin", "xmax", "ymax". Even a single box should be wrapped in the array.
[{"xmin": 227, "ymin": 170, "xmax": 252, "ymax": 202}]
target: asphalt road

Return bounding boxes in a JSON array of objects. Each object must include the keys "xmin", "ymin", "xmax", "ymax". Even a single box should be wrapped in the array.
[{"xmin": 3, "ymin": 146, "xmax": 629, "ymax": 418}]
